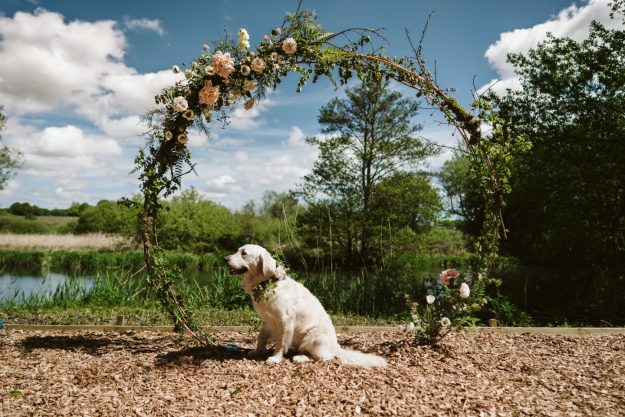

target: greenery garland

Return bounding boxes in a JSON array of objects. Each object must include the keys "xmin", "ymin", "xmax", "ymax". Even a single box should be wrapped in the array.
[{"xmin": 131, "ymin": 3, "xmax": 525, "ymax": 345}]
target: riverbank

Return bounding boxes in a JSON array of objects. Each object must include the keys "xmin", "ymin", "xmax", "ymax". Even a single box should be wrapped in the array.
[{"xmin": 0, "ymin": 305, "xmax": 396, "ymax": 327}]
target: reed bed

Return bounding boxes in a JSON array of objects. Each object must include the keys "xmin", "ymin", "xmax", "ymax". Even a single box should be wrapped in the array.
[{"xmin": 0, "ymin": 233, "xmax": 133, "ymax": 250}]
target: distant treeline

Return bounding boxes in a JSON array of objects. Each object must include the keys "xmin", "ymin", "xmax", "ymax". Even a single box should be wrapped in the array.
[{"xmin": 3, "ymin": 201, "xmax": 90, "ymax": 217}]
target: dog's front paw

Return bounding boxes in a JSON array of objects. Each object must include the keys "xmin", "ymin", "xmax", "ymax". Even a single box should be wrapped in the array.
[{"xmin": 266, "ymin": 355, "xmax": 283, "ymax": 364}]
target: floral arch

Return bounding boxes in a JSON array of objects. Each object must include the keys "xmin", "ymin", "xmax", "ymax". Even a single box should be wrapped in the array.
[{"xmin": 131, "ymin": 6, "xmax": 515, "ymax": 345}]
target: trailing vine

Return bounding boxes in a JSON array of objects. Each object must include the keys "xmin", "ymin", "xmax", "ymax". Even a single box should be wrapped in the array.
[{"xmin": 132, "ymin": 3, "xmax": 522, "ymax": 345}]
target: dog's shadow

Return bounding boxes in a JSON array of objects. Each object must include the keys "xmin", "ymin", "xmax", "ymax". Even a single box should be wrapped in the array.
[
  {"xmin": 156, "ymin": 343, "xmax": 253, "ymax": 365},
  {"xmin": 19, "ymin": 334, "xmax": 256, "ymax": 364},
  {"xmin": 20, "ymin": 334, "xmax": 167, "ymax": 356}
]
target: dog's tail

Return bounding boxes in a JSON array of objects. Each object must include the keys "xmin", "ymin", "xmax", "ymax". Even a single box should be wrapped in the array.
[{"xmin": 335, "ymin": 348, "xmax": 387, "ymax": 368}]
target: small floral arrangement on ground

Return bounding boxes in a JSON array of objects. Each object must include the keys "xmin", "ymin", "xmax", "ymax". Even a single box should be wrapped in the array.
[{"xmin": 405, "ymin": 268, "xmax": 487, "ymax": 345}]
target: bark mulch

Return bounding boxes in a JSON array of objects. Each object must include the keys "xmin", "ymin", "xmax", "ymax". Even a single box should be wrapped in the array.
[{"xmin": 1, "ymin": 330, "xmax": 623, "ymax": 416}]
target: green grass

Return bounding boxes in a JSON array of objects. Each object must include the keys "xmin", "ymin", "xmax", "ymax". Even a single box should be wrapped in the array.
[
  {"xmin": 0, "ymin": 213, "xmax": 77, "ymax": 234},
  {"xmin": 0, "ymin": 305, "xmax": 395, "ymax": 327},
  {"xmin": 0, "ymin": 249, "xmax": 222, "ymax": 275}
]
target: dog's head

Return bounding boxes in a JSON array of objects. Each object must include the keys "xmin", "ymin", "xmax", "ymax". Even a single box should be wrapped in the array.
[{"xmin": 224, "ymin": 244, "xmax": 277, "ymax": 292}]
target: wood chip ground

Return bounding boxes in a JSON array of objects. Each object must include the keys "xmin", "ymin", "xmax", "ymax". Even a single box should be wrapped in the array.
[{"xmin": 1, "ymin": 330, "xmax": 623, "ymax": 416}]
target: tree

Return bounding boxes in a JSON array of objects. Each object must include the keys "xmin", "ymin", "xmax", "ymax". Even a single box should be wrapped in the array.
[
  {"xmin": 438, "ymin": 152, "xmax": 482, "ymax": 237},
  {"xmin": 492, "ymin": 10, "xmax": 625, "ymax": 323},
  {"xmin": 0, "ymin": 106, "xmax": 22, "ymax": 190},
  {"xmin": 298, "ymin": 78, "xmax": 436, "ymax": 260}
]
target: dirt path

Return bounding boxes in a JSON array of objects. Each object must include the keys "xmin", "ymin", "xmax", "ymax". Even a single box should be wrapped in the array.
[{"xmin": 1, "ymin": 330, "xmax": 624, "ymax": 416}]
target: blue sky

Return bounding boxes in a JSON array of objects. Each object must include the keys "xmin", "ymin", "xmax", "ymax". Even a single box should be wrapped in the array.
[{"xmin": 0, "ymin": 0, "xmax": 616, "ymax": 209}]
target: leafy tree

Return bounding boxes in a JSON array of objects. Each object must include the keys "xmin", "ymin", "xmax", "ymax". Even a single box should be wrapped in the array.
[
  {"xmin": 157, "ymin": 188, "xmax": 241, "ymax": 253},
  {"xmin": 0, "ymin": 106, "xmax": 22, "ymax": 190},
  {"xmin": 438, "ymin": 152, "xmax": 483, "ymax": 237},
  {"xmin": 260, "ymin": 190, "xmax": 300, "ymax": 219},
  {"xmin": 492, "ymin": 10, "xmax": 625, "ymax": 323},
  {"xmin": 369, "ymin": 171, "xmax": 441, "ymax": 234},
  {"xmin": 75, "ymin": 199, "xmax": 140, "ymax": 238},
  {"xmin": 298, "ymin": 78, "xmax": 436, "ymax": 260}
]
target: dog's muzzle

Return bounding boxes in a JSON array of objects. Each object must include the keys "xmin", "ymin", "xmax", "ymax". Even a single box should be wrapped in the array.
[{"xmin": 224, "ymin": 256, "xmax": 248, "ymax": 275}]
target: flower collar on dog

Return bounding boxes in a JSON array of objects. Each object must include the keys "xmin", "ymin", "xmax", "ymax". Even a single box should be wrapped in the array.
[
  {"xmin": 251, "ymin": 266, "xmax": 287, "ymax": 303},
  {"xmin": 252, "ymin": 275, "xmax": 280, "ymax": 302}
]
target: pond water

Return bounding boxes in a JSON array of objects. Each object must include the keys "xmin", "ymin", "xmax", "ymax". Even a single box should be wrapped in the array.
[
  {"xmin": 0, "ymin": 270, "xmax": 218, "ymax": 302},
  {"xmin": 0, "ymin": 272, "xmax": 93, "ymax": 301}
]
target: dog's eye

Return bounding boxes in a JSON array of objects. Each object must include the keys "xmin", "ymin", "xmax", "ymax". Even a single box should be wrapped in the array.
[{"xmin": 241, "ymin": 249, "xmax": 247, "ymax": 256}]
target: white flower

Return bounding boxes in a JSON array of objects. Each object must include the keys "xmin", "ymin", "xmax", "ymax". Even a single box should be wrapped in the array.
[
  {"xmin": 426, "ymin": 295, "xmax": 435, "ymax": 304},
  {"xmin": 263, "ymin": 35, "xmax": 270, "ymax": 42},
  {"xmin": 164, "ymin": 131, "xmax": 173, "ymax": 141},
  {"xmin": 184, "ymin": 70, "xmax": 193, "ymax": 79},
  {"xmin": 270, "ymin": 51, "xmax": 279, "ymax": 61},
  {"xmin": 405, "ymin": 322, "xmax": 415, "ymax": 332},
  {"xmin": 440, "ymin": 317, "xmax": 451, "ymax": 327},
  {"xmin": 282, "ymin": 37, "xmax": 297, "ymax": 54},
  {"xmin": 202, "ymin": 44, "xmax": 210, "ymax": 52},
  {"xmin": 251, "ymin": 57, "xmax": 265, "ymax": 73},
  {"xmin": 459, "ymin": 282, "xmax": 471, "ymax": 299},
  {"xmin": 172, "ymin": 96, "xmax": 188, "ymax": 112},
  {"xmin": 238, "ymin": 28, "xmax": 250, "ymax": 49},
  {"xmin": 243, "ymin": 79, "xmax": 257, "ymax": 92},
  {"xmin": 240, "ymin": 65, "xmax": 251, "ymax": 76},
  {"xmin": 177, "ymin": 133, "xmax": 188, "ymax": 144},
  {"xmin": 182, "ymin": 109, "xmax": 194, "ymax": 120},
  {"xmin": 172, "ymin": 65, "xmax": 180, "ymax": 74}
]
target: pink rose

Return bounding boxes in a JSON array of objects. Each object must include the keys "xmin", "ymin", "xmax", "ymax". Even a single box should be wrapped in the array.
[
  {"xmin": 212, "ymin": 51, "xmax": 235, "ymax": 78},
  {"xmin": 439, "ymin": 268, "xmax": 459, "ymax": 286},
  {"xmin": 198, "ymin": 80, "xmax": 220, "ymax": 106}
]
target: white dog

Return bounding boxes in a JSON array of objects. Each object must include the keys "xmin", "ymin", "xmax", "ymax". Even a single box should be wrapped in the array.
[{"xmin": 224, "ymin": 244, "xmax": 387, "ymax": 368}]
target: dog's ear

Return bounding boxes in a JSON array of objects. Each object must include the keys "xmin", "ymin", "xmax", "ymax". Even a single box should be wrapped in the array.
[{"xmin": 259, "ymin": 249, "xmax": 277, "ymax": 278}]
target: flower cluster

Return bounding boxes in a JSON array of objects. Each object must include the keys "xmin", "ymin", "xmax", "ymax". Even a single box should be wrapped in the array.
[
  {"xmin": 157, "ymin": 26, "xmax": 300, "ymax": 153},
  {"xmin": 405, "ymin": 268, "xmax": 483, "ymax": 345}
]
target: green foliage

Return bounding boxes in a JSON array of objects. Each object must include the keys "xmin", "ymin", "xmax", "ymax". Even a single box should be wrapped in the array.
[
  {"xmin": 0, "ymin": 249, "xmax": 221, "ymax": 275},
  {"xmin": 157, "ymin": 188, "xmax": 241, "ymax": 252},
  {"xmin": 75, "ymin": 198, "xmax": 141, "ymax": 238},
  {"xmin": 0, "ymin": 106, "xmax": 22, "ymax": 190},
  {"xmin": 297, "ymin": 78, "xmax": 437, "ymax": 260},
  {"xmin": 492, "ymin": 11, "xmax": 625, "ymax": 324},
  {"xmin": 486, "ymin": 294, "xmax": 533, "ymax": 327},
  {"xmin": 0, "ymin": 213, "xmax": 52, "ymax": 234}
]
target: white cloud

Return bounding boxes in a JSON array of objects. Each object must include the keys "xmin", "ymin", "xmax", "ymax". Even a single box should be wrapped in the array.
[
  {"xmin": 226, "ymin": 97, "xmax": 276, "ymax": 131},
  {"xmin": 205, "ymin": 174, "xmax": 241, "ymax": 194},
  {"xmin": 7, "ymin": 125, "xmax": 122, "ymax": 179},
  {"xmin": 55, "ymin": 186, "xmax": 88, "ymax": 201},
  {"xmin": 0, "ymin": 9, "xmax": 180, "ymax": 124},
  {"xmin": 286, "ymin": 126, "xmax": 307, "ymax": 146},
  {"xmin": 482, "ymin": 0, "xmax": 618, "ymax": 95},
  {"xmin": 0, "ymin": 180, "xmax": 20, "ymax": 196},
  {"xmin": 30, "ymin": 125, "xmax": 122, "ymax": 157},
  {"xmin": 0, "ymin": 9, "xmax": 127, "ymax": 113},
  {"xmin": 122, "ymin": 18, "xmax": 165, "ymax": 36}
]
